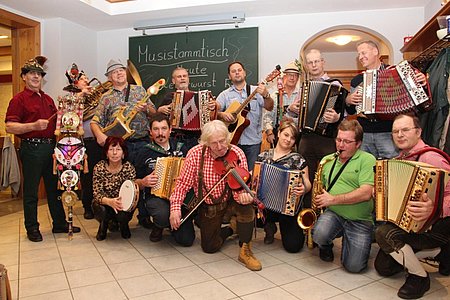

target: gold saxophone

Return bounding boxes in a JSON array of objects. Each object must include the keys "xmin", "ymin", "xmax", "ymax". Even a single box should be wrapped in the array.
[
  {"xmin": 83, "ymin": 78, "xmax": 113, "ymax": 120},
  {"xmin": 298, "ymin": 150, "xmax": 340, "ymax": 249}
]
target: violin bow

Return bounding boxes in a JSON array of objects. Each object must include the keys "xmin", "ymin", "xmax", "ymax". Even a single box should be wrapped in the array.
[{"xmin": 179, "ymin": 168, "xmax": 233, "ymax": 225}]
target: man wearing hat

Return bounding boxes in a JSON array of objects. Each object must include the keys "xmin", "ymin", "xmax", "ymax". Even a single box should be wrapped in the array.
[
  {"xmin": 263, "ymin": 60, "xmax": 301, "ymax": 146},
  {"xmin": 5, "ymin": 57, "xmax": 81, "ymax": 242},
  {"xmin": 91, "ymin": 59, "xmax": 156, "ymax": 165}
]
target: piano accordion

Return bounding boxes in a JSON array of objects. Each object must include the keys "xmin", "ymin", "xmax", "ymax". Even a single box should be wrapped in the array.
[
  {"xmin": 170, "ymin": 90, "xmax": 211, "ymax": 131},
  {"xmin": 357, "ymin": 60, "xmax": 431, "ymax": 119},
  {"xmin": 299, "ymin": 80, "xmax": 347, "ymax": 135},
  {"xmin": 375, "ymin": 159, "xmax": 450, "ymax": 233},
  {"xmin": 151, "ymin": 157, "xmax": 184, "ymax": 200},
  {"xmin": 252, "ymin": 162, "xmax": 303, "ymax": 216}
]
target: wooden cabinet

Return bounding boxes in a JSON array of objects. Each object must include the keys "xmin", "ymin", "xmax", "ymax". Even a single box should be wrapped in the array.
[{"xmin": 401, "ymin": 3, "xmax": 450, "ymax": 70}]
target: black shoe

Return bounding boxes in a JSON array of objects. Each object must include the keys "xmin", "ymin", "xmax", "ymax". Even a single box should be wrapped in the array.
[
  {"xmin": 108, "ymin": 220, "xmax": 119, "ymax": 232},
  {"xmin": 436, "ymin": 244, "xmax": 450, "ymax": 276},
  {"xmin": 120, "ymin": 222, "xmax": 131, "ymax": 239},
  {"xmin": 52, "ymin": 224, "xmax": 81, "ymax": 233},
  {"xmin": 83, "ymin": 209, "xmax": 94, "ymax": 220},
  {"xmin": 149, "ymin": 227, "xmax": 163, "ymax": 242},
  {"xmin": 398, "ymin": 273, "xmax": 430, "ymax": 299},
  {"xmin": 263, "ymin": 222, "xmax": 277, "ymax": 244},
  {"xmin": 96, "ymin": 221, "xmax": 108, "ymax": 241},
  {"xmin": 27, "ymin": 229, "xmax": 43, "ymax": 242},
  {"xmin": 138, "ymin": 217, "xmax": 153, "ymax": 229},
  {"xmin": 319, "ymin": 247, "xmax": 334, "ymax": 262}
]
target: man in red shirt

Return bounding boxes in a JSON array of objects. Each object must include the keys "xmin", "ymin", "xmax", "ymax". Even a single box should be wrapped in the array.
[
  {"xmin": 5, "ymin": 57, "xmax": 80, "ymax": 242},
  {"xmin": 169, "ymin": 120, "xmax": 262, "ymax": 271}
]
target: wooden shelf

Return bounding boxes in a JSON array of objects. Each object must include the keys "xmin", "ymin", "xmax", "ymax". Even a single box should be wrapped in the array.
[{"xmin": 401, "ymin": 3, "xmax": 450, "ymax": 70}]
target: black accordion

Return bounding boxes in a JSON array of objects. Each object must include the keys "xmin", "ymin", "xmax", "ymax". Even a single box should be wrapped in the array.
[{"xmin": 298, "ymin": 80, "xmax": 347, "ymax": 135}]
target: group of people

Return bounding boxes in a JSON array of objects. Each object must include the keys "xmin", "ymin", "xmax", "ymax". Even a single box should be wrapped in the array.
[{"xmin": 5, "ymin": 39, "xmax": 449, "ymax": 299}]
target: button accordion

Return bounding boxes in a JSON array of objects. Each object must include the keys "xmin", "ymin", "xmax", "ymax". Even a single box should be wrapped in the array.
[
  {"xmin": 375, "ymin": 159, "xmax": 450, "ymax": 233},
  {"xmin": 151, "ymin": 157, "xmax": 184, "ymax": 200},
  {"xmin": 170, "ymin": 90, "xmax": 212, "ymax": 131},
  {"xmin": 357, "ymin": 60, "xmax": 431, "ymax": 119},
  {"xmin": 298, "ymin": 80, "xmax": 347, "ymax": 135},
  {"xmin": 252, "ymin": 162, "xmax": 303, "ymax": 216}
]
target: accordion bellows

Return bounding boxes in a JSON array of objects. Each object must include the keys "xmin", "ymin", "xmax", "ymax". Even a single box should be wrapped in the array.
[
  {"xmin": 252, "ymin": 162, "xmax": 303, "ymax": 216},
  {"xmin": 170, "ymin": 90, "xmax": 211, "ymax": 131},
  {"xmin": 357, "ymin": 60, "xmax": 431, "ymax": 119},
  {"xmin": 375, "ymin": 160, "xmax": 450, "ymax": 233},
  {"xmin": 151, "ymin": 157, "xmax": 184, "ymax": 200}
]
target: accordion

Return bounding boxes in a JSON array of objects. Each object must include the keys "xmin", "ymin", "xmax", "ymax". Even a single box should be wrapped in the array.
[
  {"xmin": 170, "ymin": 90, "xmax": 212, "ymax": 131},
  {"xmin": 357, "ymin": 60, "xmax": 431, "ymax": 119},
  {"xmin": 151, "ymin": 157, "xmax": 184, "ymax": 200},
  {"xmin": 298, "ymin": 80, "xmax": 347, "ymax": 135},
  {"xmin": 375, "ymin": 160, "xmax": 450, "ymax": 233},
  {"xmin": 252, "ymin": 162, "xmax": 303, "ymax": 216}
]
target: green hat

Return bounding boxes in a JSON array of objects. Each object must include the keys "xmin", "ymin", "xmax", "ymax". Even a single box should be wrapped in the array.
[{"xmin": 21, "ymin": 56, "xmax": 47, "ymax": 76}]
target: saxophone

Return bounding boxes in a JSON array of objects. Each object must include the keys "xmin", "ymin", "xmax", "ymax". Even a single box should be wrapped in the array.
[{"xmin": 298, "ymin": 150, "xmax": 340, "ymax": 249}]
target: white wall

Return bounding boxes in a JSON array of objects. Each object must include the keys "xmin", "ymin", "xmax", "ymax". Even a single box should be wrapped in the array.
[{"xmin": 42, "ymin": 18, "xmax": 97, "ymax": 99}]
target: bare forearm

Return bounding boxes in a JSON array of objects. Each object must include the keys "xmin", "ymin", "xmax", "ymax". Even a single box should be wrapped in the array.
[
  {"xmin": 6, "ymin": 121, "xmax": 37, "ymax": 135},
  {"xmin": 263, "ymin": 95, "xmax": 274, "ymax": 111},
  {"xmin": 332, "ymin": 184, "xmax": 373, "ymax": 205}
]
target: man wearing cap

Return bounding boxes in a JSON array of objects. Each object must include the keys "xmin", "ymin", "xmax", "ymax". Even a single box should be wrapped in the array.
[
  {"xmin": 263, "ymin": 60, "xmax": 301, "ymax": 146},
  {"xmin": 91, "ymin": 59, "xmax": 156, "ymax": 165},
  {"xmin": 5, "ymin": 57, "xmax": 81, "ymax": 242}
]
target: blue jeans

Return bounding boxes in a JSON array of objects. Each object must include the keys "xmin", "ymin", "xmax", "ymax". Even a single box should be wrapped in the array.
[
  {"xmin": 238, "ymin": 143, "xmax": 261, "ymax": 171},
  {"xmin": 361, "ymin": 132, "xmax": 398, "ymax": 159},
  {"xmin": 312, "ymin": 209, "xmax": 373, "ymax": 273}
]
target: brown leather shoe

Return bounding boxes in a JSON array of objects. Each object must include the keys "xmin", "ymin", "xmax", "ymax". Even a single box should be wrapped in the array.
[{"xmin": 149, "ymin": 227, "xmax": 163, "ymax": 242}]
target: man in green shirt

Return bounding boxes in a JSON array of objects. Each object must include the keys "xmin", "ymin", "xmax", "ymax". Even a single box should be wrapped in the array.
[{"xmin": 312, "ymin": 119, "xmax": 375, "ymax": 273}]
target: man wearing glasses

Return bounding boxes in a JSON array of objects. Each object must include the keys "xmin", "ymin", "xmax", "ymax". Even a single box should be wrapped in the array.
[
  {"xmin": 374, "ymin": 113, "xmax": 450, "ymax": 299},
  {"xmin": 312, "ymin": 119, "xmax": 375, "ymax": 273}
]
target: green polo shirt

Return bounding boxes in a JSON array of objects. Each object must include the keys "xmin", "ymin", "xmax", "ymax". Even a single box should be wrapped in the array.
[{"xmin": 320, "ymin": 149, "xmax": 375, "ymax": 222}]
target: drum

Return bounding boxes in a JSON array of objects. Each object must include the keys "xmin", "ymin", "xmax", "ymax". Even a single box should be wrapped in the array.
[{"xmin": 119, "ymin": 180, "xmax": 139, "ymax": 212}]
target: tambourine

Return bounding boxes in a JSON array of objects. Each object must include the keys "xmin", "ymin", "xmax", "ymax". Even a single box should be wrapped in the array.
[{"xmin": 118, "ymin": 180, "xmax": 139, "ymax": 212}]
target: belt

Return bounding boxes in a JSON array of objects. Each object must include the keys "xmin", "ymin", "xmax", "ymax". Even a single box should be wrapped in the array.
[{"xmin": 22, "ymin": 137, "xmax": 55, "ymax": 144}]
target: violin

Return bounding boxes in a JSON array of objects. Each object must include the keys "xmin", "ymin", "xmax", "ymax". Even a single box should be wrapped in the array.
[
  {"xmin": 213, "ymin": 149, "xmax": 251, "ymax": 190},
  {"xmin": 213, "ymin": 149, "xmax": 265, "ymax": 218}
]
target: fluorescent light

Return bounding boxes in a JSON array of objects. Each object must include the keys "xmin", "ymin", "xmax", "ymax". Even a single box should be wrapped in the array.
[
  {"xmin": 134, "ymin": 12, "xmax": 245, "ymax": 31},
  {"xmin": 326, "ymin": 35, "xmax": 360, "ymax": 46},
  {"xmin": 0, "ymin": 35, "xmax": 9, "ymax": 39}
]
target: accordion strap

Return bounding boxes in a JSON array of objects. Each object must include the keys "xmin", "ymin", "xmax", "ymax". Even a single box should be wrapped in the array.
[{"xmin": 404, "ymin": 147, "xmax": 450, "ymax": 164}]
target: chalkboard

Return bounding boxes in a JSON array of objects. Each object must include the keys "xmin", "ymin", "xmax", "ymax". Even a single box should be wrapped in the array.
[{"xmin": 129, "ymin": 27, "xmax": 258, "ymax": 101}]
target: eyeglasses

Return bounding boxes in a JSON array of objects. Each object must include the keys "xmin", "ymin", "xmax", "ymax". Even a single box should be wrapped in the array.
[
  {"xmin": 306, "ymin": 59, "xmax": 323, "ymax": 65},
  {"xmin": 335, "ymin": 138, "xmax": 356, "ymax": 144},
  {"xmin": 392, "ymin": 127, "xmax": 418, "ymax": 135}
]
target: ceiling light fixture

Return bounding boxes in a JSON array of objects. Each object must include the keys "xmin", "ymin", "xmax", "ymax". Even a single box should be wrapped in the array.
[
  {"xmin": 0, "ymin": 35, "xmax": 9, "ymax": 39},
  {"xmin": 134, "ymin": 12, "xmax": 245, "ymax": 33},
  {"xmin": 326, "ymin": 35, "xmax": 360, "ymax": 46}
]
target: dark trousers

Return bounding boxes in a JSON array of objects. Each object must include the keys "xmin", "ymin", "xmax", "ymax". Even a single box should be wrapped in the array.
[
  {"xmin": 144, "ymin": 196, "xmax": 195, "ymax": 246},
  {"xmin": 298, "ymin": 133, "xmax": 336, "ymax": 208},
  {"xmin": 265, "ymin": 210, "xmax": 305, "ymax": 253},
  {"xmin": 20, "ymin": 141, "xmax": 66, "ymax": 231},
  {"xmin": 81, "ymin": 138, "xmax": 103, "ymax": 211},
  {"xmin": 199, "ymin": 200, "xmax": 254, "ymax": 253},
  {"xmin": 92, "ymin": 201, "xmax": 134, "ymax": 225},
  {"xmin": 374, "ymin": 218, "xmax": 450, "ymax": 276},
  {"xmin": 238, "ymin": 143, "xmax": 261, "ymax": 171}
]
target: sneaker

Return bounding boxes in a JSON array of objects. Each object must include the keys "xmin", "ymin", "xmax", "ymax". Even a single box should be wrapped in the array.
[
  {"xmin": 319, "ymin": 247, "xmax": 334, "ymax": 262},
  {"xmin": 149, "ymin": 227, "xmax": 163, "ymax": 242},
  {"xmin": 398, "ymin": 273, "xmax": 430, "ymax": 299},
  {"xmin": 27, "ymin": 229, "xmax": 43, "ymax": 242},
  {"xmin": 263, "ymin": 222, "xmax": 277, "ymax": 244},
  {"xmin": 52, "ymin": 225, "xmax": 81, "ymax": 233}
]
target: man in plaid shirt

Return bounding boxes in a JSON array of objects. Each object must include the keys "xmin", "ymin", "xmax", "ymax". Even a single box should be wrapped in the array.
[{"xmin": 169, "ymin": 120, "xmax": 262, "ymax": 271}]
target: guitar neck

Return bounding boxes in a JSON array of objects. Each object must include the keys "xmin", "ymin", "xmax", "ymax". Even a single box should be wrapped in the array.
[{"xmin": 233, "ymin": 84, "xmax": 263, "ymax": 116}]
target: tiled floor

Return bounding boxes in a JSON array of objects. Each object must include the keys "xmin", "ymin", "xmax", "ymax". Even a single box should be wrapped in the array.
[{"xmin": 1, "ymin": 198, "xmax": 449, "ymax": 300}]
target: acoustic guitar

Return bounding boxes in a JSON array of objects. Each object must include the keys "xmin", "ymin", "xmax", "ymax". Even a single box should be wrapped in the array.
[
  {"xmin": 224, "ymin": 65, "xmax": 281, "ymax": 144},
  {"xmin": 102, "ymin": 79, "xmax": 165, "ymax": 139}
]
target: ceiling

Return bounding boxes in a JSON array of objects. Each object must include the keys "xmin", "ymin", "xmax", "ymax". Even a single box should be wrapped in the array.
[{"xmin": 0, "ymin": 0, "xmax": 430, "ymax": 52}]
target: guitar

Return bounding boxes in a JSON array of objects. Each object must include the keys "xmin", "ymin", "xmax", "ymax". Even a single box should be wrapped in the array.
[
  {"xmin": 102, "ymin": 79, "xmax": 165, "ymax": 139},
  {"xmin": 223, "ymin": 65, "xmax": 281, "ymax": 144}
]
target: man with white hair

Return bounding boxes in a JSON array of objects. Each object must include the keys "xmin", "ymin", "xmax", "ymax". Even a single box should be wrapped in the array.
[{"xmin": 170, "ymin": 120, "xmax": 262, "ymax": 271}]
